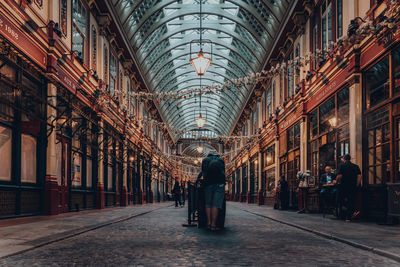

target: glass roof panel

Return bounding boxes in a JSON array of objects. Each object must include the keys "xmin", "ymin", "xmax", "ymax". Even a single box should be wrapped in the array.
[{"xmin": 113, "ymin": 0, "xmax": 293, "ymax": 140}]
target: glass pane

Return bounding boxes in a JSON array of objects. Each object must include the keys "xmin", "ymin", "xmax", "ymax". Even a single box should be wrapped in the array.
[
  {"xmin": 376, "ymin": 146, "xmax": 382, "ymax": 165},
  {"xmin": 368, "ymin": 167, "xmax": 374, "ymax": 184},
  {"xmin": 21, "ymin": 134, "xmax": 37, "ymax": 183},
  {"xmin": 294, "ymin": 123, "xmax": 301, "ymax": 148},
  {"xmin": 319, "ymin": 96, "xmax": 335, "ymax": 134},
  {"xmin": 337, "ymin": 87, "xmax": 349, "ymax": 125},
  {"xmin": 393, "ymin": 47, "xmax": 400, "ymax": 94},
  {"xmin": 87, "ymin": 158, "xmax": 92, "ymax": 188},
  {"xmin": 108, "ymin": 166, "xmax": 113, "ymax": 190},
  {"xmin": 310, "ymin": 109, "xmax": 318, "ymax": 137},
  {"xmin": 382, "ymin": 143, "xmax": 390, "ymax": 163},
  {"xmin": 376, "ymin": 127, "xmax": 382, "ymax": 145},
  {"xmin": 72, "ymin": 152, "xmax": 82, "ymax": 187},
  {"xmin": 369, "ymin": 148, "xmax": 375, "ymax": 166},
  {"xmin": 366, "ymin": 56, "xmax": 389, "ymax": 108},
  {"xmin": 368, "ymin": 129, "xmax": 374, "ymax": 148},
  {"xmin": 376, "ymin": 164, "xmax": 382, "ymax": 184},
  {"xmin": 0, "ymin": 126, "xmax": 12, "ymax": 181},
  {"xmin": 382, "ymin": 123, "xmax": 390, "ymax": 143}
]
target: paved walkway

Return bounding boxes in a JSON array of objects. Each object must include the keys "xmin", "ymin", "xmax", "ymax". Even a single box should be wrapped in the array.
[
  {"xmin": 0, "ymin": 203, "xmax": 171, "ymax": 258},
  {"xmin": 0, "ymin": 202, "xmax": 399, "ymax": 266},
  {"xmin": 234, "ymin": 202, "xmax": 400, "ymax": 261}
]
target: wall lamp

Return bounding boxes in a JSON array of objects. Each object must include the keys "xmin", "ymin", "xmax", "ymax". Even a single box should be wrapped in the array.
[
  {"xmin": 305, "ymin": 71, "xmax": 313, "ymax": 81},
  {"xmin": 26, "ymin": 20, "xmax": 62, "ymax": 38}
]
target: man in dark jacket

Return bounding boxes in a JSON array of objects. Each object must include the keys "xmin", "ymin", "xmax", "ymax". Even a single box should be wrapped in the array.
[
  {"xmin": 319, "ymin": 166, "xmax": 336, "ymax": 211},
  {"xmin": 336, "ymin": 154, "xmax": 362, "ymax": 221},
  {"xmin": 202, "ymin": 150, "xmax": 225, "ymax": 230}
]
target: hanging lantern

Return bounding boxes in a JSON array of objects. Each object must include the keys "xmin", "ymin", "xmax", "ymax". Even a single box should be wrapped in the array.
[
  {"xmin": 196, "ymin": 145, "xmax": 204, "ymax": 153},
  {"xmin": 195, "ymin": 113, "xmax": 206, "ymax": 128},
  {"xmin": 190, "ymin": 49, "xmax": 211, "ymax": 76}
]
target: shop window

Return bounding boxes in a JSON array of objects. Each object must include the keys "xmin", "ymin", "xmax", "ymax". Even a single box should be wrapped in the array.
[
  {"xmin": 287, "ymin": 122, "xmax": 300, "ymax": 151},
  {"xmin": 319, "ymin": 96, "xmax": 335, "ymax": 134},
  {"xmin": 72, "ymin": 151, "xmax": 82, "ymax": 187},
  {"xmin": 21, "ymin": 134, "xmax": 37, "ymax": 183},
  {"xmin": 72, "ymin": 0, "xmax": 87, "ymax": 63},
  {"xmin": 60, "ymin": 0, "xmax": 67, "ymax": 36},
  {"xmin": 310, "ymin": 109, "xmax": 318, "ymax": 138},
  {"xmin": 366, "ymin": 56, "xmax": 389, "ymax": 109},
  {"xmin": 87, "ymin": 158, "xmax": 92, "ymax": 188},
  {"xmin": 395, "ymin": 118, "xmax": 400, "ymax": 183},
  {"xmin": 393, "ymin": 47, "xmax": 400, "ymax": 95},
  {"xmin": 310, "ymin": 140, "xmax": 319, "ymax": 178},
  {"xmin": 366, "ymin": 106, "xmax": 390, "ymax": 184},
  {"xmin": 0, "ymin": 126, "xmax": 12, "ymax": 181}
]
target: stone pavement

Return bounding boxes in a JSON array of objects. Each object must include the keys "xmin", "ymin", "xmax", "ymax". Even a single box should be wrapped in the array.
[
  {"xmin": 0, "ymin": 202, "xmax": 399, "ymax": 266},
  {"xmin": 234, "ymin": 202, "xmax": 400, "ymax": 261},
  {"xmin": 0, "ymin": 202, "xmax": 171, "ymax": 258}
]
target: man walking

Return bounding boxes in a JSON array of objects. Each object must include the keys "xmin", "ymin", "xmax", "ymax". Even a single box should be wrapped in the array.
[
  {"xmin": 335, "ymin": 154, "xmax": 362, "ymax": 222},
  {"xmin": 202, "ymin": 150, "xmax": 225, "ymax": 231}
]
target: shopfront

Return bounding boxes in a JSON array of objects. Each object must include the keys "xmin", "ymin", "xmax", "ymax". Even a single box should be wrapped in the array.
[
  {"xmin": 0, "ymin": 51, "xmax": 46, "ymax": 218},
  {"xmin": 241, "ymin": 163, "xmax": 248, "ymax": 202},
  {"xmin": 249, "ymin": 154, "xmax": 258, "ymax": 203},
  {"xmin": 362, "ymin": 45, "xmax": 400, "ymax": 220},
  {"xmin": 308, "ymin": 86, "xmax": 350, "ymax": 182},
  {"xmin": 279, "ymin": 117, "xmax": 301, "ymax": 209},
  {"xmin": 262, "ymin": 143, "xmax": 276, "ymax": 205}
]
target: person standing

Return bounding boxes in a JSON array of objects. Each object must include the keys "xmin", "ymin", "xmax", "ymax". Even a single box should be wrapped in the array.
[
  {"xmin": 335, "ymin": 154, "xmax": 362, "ymax": 222},
  {"xmin": 202, "ymin": 150, "xmax": 226, "ymax": 231},
  {"xmin": 277, "ymin": 176, "xmax": 288, "ymax": 210},
  {"xmin": 173, "ymin": 181, "xmax": 182, "ymax": 207}
]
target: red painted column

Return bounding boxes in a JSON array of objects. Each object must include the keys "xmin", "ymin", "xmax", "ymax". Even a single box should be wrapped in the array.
[
  {"xmin": 258, "ymin": 189, "xmax": 263, "ymax": 205},
  {"xmin": 44, "ymin": 176, "xmax": 59, "ymax": 215},
  {"xmin": 150, "ymin": 190, "xmax": 153, "ymax": 203},
  {"xmin": 121, "ymin": 186, "xmax": 128, "ymax": 206},
  {"xmin": 96, "ymin": 183, "xmax": 105, "ymax": 209},
  {"xmin": 246, "ymin": 191, "xmax": 251, "ymax": 203}
]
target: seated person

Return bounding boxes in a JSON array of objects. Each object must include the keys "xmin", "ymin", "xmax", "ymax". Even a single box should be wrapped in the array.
[{"xmin": 319, "ymin": 166, "xmax": 337, "ymax": 209}]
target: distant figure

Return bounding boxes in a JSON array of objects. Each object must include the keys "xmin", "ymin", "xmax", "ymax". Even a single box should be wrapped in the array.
[
  {"xmin": 173, "ymin": 181, "xmax": 182, "ymax": 208},
  {"xmin": 335, "ymin": 154, "xmax": 362, "ymax": 221},
  {"xmin": 277, "ymin": 175, "xmax": 288, "ymax": 210},
  {"xmin": 181, "ymin": 184, "xmax": 185, "ymax": 206},
  {"xmin": 319, "ymin": 166, "xmax": 337, "ymax": 210},
  {"xmin": 202, "ymin": 150, "xmax": 225, "ymax": 231}
]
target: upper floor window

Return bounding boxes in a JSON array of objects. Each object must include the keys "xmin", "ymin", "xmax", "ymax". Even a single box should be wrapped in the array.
[
  {"xmin": 104, "ymin": 45, "xmax": 108, "ymax": 84},
  {"xmin": 321, "ymin": 0, "xmax": 332, "ymax": 50},
  {"xmin": 91, "ymin": 26, "xmax": 97, "ymax": 70},
  {"xmin": 72, "ymin": 0, "xmax": 86, "ymax": 63},
  {"xmin": 110, "ymin": 53, "xmax": 117, "ymax": 95},
  {"xmin": 287, "ymin": 52, "xmax": 294, "ymax": 98}
]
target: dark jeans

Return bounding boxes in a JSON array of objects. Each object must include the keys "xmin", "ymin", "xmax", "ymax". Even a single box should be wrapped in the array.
[
  {"xmin": 320, "ymin": 187, "xmax": 337, "ymax": 210},
  {"xmin": 339, "ymin": 187, "xmax": 356, "ymax": 220},
  {"xmin": 174, "ymin": 193, "xmax": 182, "ymax": 207}
]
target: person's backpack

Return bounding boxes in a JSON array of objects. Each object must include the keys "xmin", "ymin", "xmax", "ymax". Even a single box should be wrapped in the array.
[{"xmin": 207, "ymin": 157, "xmax": 223, "ymax": 180}]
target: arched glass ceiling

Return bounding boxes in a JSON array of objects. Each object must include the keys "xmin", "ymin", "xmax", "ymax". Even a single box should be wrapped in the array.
[{"xmin": 112, "ymin": 0, "xmax": 293, "ymax": 140}]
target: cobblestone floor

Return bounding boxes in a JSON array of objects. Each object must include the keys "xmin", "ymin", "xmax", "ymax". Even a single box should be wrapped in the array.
[{"xmin": 0, "ymin": 203, "xmax": 398, "ymax": 267}]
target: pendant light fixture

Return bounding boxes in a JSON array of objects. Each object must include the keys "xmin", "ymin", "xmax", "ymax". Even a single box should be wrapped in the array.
[
  {"xmin": 195, "ymin": 76, "xmax": 206, "ymax": 128},
  {"xmin": 189, "ymin": 0, "xmax": 211, "ymax": 76}
]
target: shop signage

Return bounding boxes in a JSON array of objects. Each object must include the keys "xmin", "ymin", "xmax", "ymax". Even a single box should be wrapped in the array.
[
  {"xmin": 0, "ymin": 11, "xmax": 47, "ymax": 69},
  {"xmin": 388, "ymin": 183, "xmax": 400, "ymax": 217},
  {"xmin": 278, "ymin": 105, "xmax": 303, "ymax": 134},
  {"xmin": 306, "ymin": 66, "xmax": 351, "ymax": 113}
]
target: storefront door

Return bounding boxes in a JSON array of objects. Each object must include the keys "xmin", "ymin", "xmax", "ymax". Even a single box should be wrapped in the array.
[{"xmin": 57, "ymin": 137, "xmax": 70, "ymax": 213}]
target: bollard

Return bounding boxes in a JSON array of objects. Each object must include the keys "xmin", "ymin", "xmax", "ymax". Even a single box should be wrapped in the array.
[{"xmin": 182, "ymin": 182, "xmax": 197, "ymax": 227}]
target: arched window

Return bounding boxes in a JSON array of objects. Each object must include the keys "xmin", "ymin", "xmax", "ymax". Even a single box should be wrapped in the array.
[{"xmin": 104, "ymin": 45, "xmax": 108, "ymax": 85}]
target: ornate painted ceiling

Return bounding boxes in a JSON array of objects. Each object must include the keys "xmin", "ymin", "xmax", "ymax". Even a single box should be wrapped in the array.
[{"xmin": 111, "ymin": 0, "xmax": 295, "ymax": 140}]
